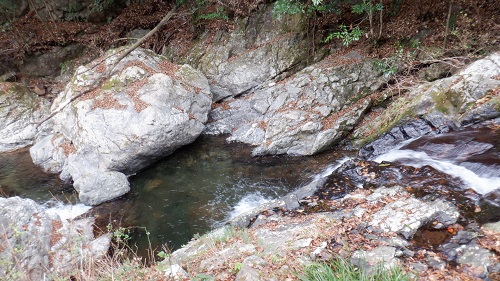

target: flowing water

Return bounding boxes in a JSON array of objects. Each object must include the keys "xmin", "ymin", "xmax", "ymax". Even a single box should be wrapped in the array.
[
  {"xmin": 0, "ymin": 136, "xmax": 349, "ymax": 255},
  {"xmin": 1, "ymin": 121, "xmax": 499, "ymax": 256},
  {"xmin": 374, "ymin": 123, "xmax": 500, "ymax": 196}
]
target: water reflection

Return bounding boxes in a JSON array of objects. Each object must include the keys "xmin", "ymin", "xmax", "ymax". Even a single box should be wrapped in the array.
[
  {"xmin": 0, "ymin": 148, "xmax": 75, "ymax": 202},
  {"xmin": 99, "ymin": 135, "xmax": 348, "ymax": 254}
]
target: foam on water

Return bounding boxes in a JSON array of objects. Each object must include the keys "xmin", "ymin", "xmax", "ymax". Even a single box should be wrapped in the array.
[
  {"xmin": 227, "ymin": 192, "xmax": 270, "ymax": 220},
  {"xmin": 374, "ymin": 149, "xmax": 500, "ymax": 195},
  {"xmin": 227, "ymin": 157, "xmax": 352, "ymax": 221},
  {"xmin": 311, "ymin": 157, "xmax": 351, "ymax": 182},
  {"xmin": 44, "ymin": 201, "xmax": 92, "ymax": 220}
]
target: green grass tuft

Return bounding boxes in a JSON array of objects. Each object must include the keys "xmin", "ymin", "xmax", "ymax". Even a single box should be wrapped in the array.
[{"xmin": 296, "ymin": 256, "xmax": 413, "ymax": 281}]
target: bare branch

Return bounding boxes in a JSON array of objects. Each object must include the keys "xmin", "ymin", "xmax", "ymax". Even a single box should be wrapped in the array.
[{"xmin": 34, "ymin": 5, "xmax": 178, "ymax": 128}]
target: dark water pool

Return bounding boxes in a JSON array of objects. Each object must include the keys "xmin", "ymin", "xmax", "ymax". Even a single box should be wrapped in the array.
[
  {"xmin": 0, "ymin": 136, "xmax": 348, "ymax": 256},
  {"xmin": 2, "ymin": 120, "xmax": 499, "ymax": 258}
]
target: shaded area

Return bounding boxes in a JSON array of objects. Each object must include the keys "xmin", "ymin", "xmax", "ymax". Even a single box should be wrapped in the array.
[{"xmin": 0, "ymin": 148, "xmax": 75, "ymax": 203}]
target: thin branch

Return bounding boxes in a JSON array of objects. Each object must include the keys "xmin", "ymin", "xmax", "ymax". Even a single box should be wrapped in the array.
[
  {"xmin": 109, "ymin": 5, "xmax": 177, "ymax": 70},
  {"xmin": 34, "ymin": 5, "xmax": 178, "ymax": 128}
]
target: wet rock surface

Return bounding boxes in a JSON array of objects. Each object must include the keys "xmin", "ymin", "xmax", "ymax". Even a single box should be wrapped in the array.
[
  {"xmin": 163, "ymin": 184, "xmax": 499, "ymax": 280},
  {"xmin": 318, "ymin": 158, "xmax": 490, "ymax": 220},
  {"xmin": 355, "ymin": 52, "xmax": 500, "ymax": 157},
  {"xmin": 162, "ymin": 123, "xmax": 500, "ymax": 279}
]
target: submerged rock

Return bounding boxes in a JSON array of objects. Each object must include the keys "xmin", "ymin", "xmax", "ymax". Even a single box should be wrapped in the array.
[
  {"xmin": 206, "ymin": 51, "xmax": 386, "ymax": 156},
  {"xmin": 0, "ymin": 197, "xmax": 110, "ymax": 280},
  {"xmin": 30, "ymin": 47, "xmax": 212, "ymax": 205},
  {"xmin": 0, "ymin": 82, "xmax": 49, "ymax": 152}
]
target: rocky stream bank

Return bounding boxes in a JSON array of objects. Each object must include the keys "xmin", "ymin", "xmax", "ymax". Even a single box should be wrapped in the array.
[{"xmin": 0, "ymin": 1, "xmax": 499, "ymax": 279}]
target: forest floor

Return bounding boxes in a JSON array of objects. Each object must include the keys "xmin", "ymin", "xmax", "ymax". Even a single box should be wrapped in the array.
[{"xmin": 1, "ymin": 0, "xmax": 499, "ymax": 87}]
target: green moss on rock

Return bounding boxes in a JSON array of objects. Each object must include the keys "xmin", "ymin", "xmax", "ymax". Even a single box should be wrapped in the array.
[
  {"xmin": 102, "ymin": 78, "xmax": 121, "ymax": 91},
  {"xmin": 431, "ymin": 90, "xmax": 463, "ymax": 114}
]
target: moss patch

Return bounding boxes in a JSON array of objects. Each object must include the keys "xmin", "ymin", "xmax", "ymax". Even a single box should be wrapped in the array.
[
  {"xmin": 431, "ymin": 90, "xmax": 463, "ymax": 114},
  {"xmin": 102, "ymin": 78, "xmax": 121, "ymax": 91},
  {"xmin": 357, "ymin": 95, "xmax": 416, "ymax": 146},
  {"xmin": 492, "ymin": 96, "xmax": 500, "ymax": 111}
]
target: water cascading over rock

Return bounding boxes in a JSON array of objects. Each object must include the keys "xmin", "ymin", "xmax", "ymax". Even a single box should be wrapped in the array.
[{"xmin": 30, "ymin": 48, "xmax": 212, "ymax": 205}]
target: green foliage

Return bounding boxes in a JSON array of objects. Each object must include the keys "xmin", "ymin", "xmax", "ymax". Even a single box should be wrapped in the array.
[
  {"xmin": 352, "ymin": 0, "xmax": 383, "ymax": 15},
  {"xmin": 186, "ymin": 0, "xmax": 228, "ymax": 24},
  {"xmin": 296, "ymin": 256, "xmax": 412, "ymax": 281},
  {"xmin": 156, "ymin": 250, "xmax": 169, "ymax": 260},
  {"xmin": 231, "ymin": 262, "xmax": 244, "ymax": 273},
  {"xmin": 196, "ymin": 6, "xmax": 228, "ymax": 21},
  {"xmin": 273, "ymin": 0, "xmax": 304, "ymax": 19},
  {"xmin": 193, "ymin": 273, "xmax": 216, "ymax": 281},
  {"xmin": 273, "ymin": 0, "xmax": 339, "ymax": 19},
  {"xmin": 373, "ymin": 40, "xmax": 420, "ymax": 78},
  {"xmin": 324, "ymin": 24, "xmax": 364, "ymax": 47}
]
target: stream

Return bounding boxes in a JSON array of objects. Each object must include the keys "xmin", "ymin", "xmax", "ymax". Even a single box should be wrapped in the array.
[{"xmin": 0, "ymin": 122, "xmax": 499, "ymax": 257}]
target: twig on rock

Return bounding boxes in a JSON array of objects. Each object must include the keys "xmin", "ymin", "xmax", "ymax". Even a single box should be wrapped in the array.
[{"xmin": 34, "ymin": 5, "xmax": 178, "ymax": 129}]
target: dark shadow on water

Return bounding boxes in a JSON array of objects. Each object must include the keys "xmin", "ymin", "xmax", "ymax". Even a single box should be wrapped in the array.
[{"xmin": 91, "ymin": 135, "xmax": 349, "ymax": 258}]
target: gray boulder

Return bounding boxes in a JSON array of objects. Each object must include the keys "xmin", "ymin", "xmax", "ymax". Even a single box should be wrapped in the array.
[
  {"xmin": 351, "ymin": 246, "xmax": 399, "ymax": 275},
  {"xmin": 20, "ymin": 44, "xmax": 87, "ymax": 78},
  {"xmin": 354, "ymin": 52, "xmax": 500, "ymax": 157},
  {"xmin": 0, "ymin": 196, "xmax": 110, "ymax": 280},
  {"xmin": 0, "ymin": 82, "xmax": 49, "ymax": 152},
  {"xmin": 205, "ymin": 51, "xmax": 385, "ymax": 156},
  {"xmin": 174, "ymin": 3, "xmax": 314, "ymax": 101},
  {"xmin": 30, "ymin": 47, "xmax": 212, "ymax": 205}
]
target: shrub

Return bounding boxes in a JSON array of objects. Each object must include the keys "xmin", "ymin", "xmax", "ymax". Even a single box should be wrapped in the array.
[{"xmin": 324, "ymin": 24, "xmax": 364, "ymax": 46}]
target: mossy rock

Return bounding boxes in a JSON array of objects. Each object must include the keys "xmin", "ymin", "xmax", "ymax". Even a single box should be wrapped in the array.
[{"xmin": 431, "ymin": 90, "xmax": 464, "ymax": 114}]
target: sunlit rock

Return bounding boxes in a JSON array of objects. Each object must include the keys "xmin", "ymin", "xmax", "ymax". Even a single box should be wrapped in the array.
[
  {"xmin": 206, "ymin": 51, "xmax": 386, "ymax": 156},
  {"xmin": 30, "ymin": 47, "xmax": 212, "ymax": 205}
]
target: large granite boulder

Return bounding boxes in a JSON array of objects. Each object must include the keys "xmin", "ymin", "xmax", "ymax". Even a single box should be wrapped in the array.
[
  {"xmin": 352, "ymin": 52, "xmax": 500, "ymax": 158},
  {"xmin": 205, "ymin": 51, "xmax": 386, "ymax": 156},
  {"xmin": 172, "ymin": 3, "xmax": 315, "ymax": 101},
  {"xmin": 30, "ymin": 47, "xmax": 212, "ymax": 205},
  {"xmin": 0, "ymin": 82, "xmax": 49, "ymax": 152},
  {"xmin": 0, "ymin": 197, "xmax": 110, "ymax": 280}
]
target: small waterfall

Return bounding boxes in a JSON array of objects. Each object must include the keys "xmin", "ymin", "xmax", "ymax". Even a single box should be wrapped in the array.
[
  {"xmin": 44, "ymin": 201, "xmax": 92, "ymax": 220},
  {"xmin": 226, "ymin": 156, "xmax": 352, "ymax": 221},
  {"xmin": 311, "ymin": 156, "xmax": 351, "ymax": 182},
  {"xmin": 374, "ymin": 149, "xmax": 500, "ymax": 195},
  {"xmin": 227, "ymin": 192, "xmax": 271, "ymax": 220}
]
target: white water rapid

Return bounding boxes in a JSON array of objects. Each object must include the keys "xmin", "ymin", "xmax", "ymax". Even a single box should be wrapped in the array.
[{"xmin": 374, "ymin": 149, "xmax": 500, "ymax": 195}]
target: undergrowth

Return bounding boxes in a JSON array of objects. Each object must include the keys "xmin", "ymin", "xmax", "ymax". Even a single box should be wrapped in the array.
[{"xmin": 297, "ymin": 256, "xmax": 414, "ymax": 281}]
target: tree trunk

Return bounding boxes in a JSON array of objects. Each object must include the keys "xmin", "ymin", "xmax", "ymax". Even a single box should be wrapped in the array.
[{"xmin": 443, "ymin": 0, "xmax": 453, "ymax": 49}]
